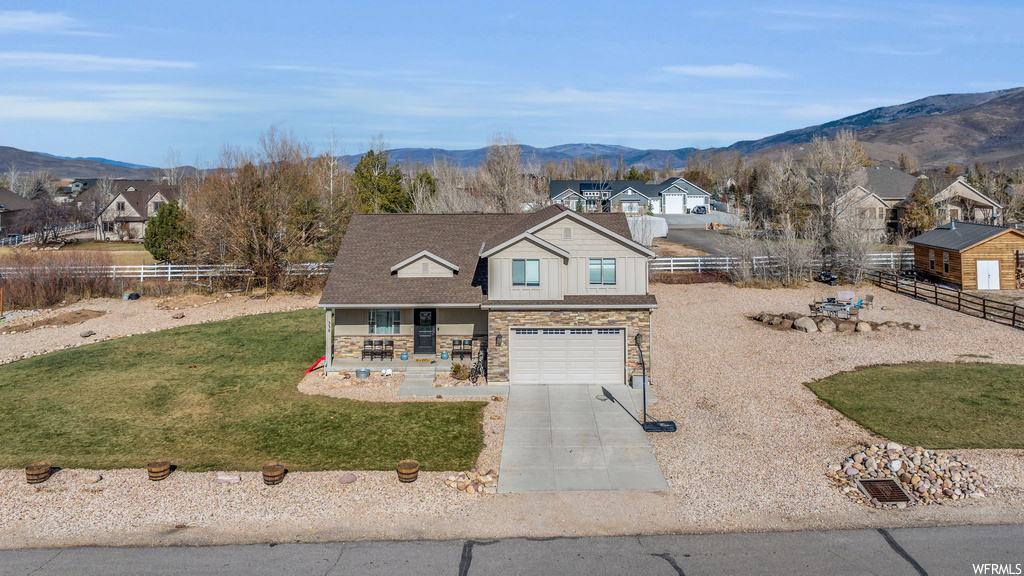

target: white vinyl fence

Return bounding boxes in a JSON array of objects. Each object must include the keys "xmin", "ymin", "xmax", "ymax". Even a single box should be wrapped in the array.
[
  {"xmin": 650, "ymin": 252, "xmax": 914, "ymax": 274},
  {"xmin": 0, "ymin": 222, "xmax": 95, "ymax": 246},
  {"xmin": 0, "ymin": 262, "xmax": 333, "ymax": 281}
]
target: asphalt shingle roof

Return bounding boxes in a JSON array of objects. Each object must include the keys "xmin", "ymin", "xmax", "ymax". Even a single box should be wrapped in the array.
[
  {"xmin": 908, "ymin": 221, "xmax": 1020, "ymax": 252},
  {"xmin": 319, "ymin": 208, "xmax": 639, "ymax": 307},
  {"xmin": 855, "ymin": 167, "xmax": 921, "ymax": 200},
  {"xmin": 0, "ymin": 187, "xmax": 32, "ymax": 212}
]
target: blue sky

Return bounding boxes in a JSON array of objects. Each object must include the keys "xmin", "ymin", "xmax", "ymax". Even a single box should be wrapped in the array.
[{"xmin": 1, "ymin": 1, "xmax": 1022, "ymax": 166}]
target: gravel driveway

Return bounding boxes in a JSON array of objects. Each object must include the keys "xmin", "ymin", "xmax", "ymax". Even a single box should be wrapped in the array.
[{"xmin": 1, "ymin": 284, "xmax": 1023, "ymax": 548}]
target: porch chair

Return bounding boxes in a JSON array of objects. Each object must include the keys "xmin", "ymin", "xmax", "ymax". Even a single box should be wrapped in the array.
[
  {"xmin": 864, "ymin": 294, "xmax": 875, "ymax": 309},
  {"xmin": 372, "ymin": 340, "xmax": 384, "ymax": 360},
  {"xmin": 453, "ymin": 339, "xmax": 472, "ymax": 361},
  {"xmin": 383, "ymin": 340, "xmax": 395, "ymax": 361},
  {"xmin": 848, "ymin": 307, "xmax": 860, "ymax": 321},
  {"xmin": 360, "ymin": 340, "xmax": 375, "ymax": 360}
]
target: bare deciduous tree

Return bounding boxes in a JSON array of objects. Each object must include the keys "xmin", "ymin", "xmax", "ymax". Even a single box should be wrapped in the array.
[{"xmin": 479, "ymin": 132, "xmax": 537, "ymax": 212}]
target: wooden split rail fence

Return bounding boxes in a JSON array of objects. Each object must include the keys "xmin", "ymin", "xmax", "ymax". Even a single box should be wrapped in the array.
[{"xmin": 869, "ymin": 271, "xmax": 1023, "ymax": 330}]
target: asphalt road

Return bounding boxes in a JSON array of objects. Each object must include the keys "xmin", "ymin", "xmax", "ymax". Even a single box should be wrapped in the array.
[
  {"xmin": 664, "ymin": 228, "xmax": 729, "ymax": 255},
  {"xmin": 2, "ymin": 524, "xmax": 1022, "ymax": 575}
]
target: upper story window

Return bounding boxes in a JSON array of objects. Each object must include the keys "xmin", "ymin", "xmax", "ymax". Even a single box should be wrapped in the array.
[
  {"xmin": 589, "ymin": 258, "xmax": 616, "ymax": 285},
  {"xmin": 152, "ymin": 201, "xmax": 163, "ymax": 213},
  {"xmin": 512, "ymin": 259, "xmax": 540, "ymax": 287},
  {"xmin": 116, "ymin": 201, "xmax": 125, "ymax": 212}
]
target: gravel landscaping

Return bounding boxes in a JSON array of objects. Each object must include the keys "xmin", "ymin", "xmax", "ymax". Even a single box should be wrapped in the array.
[{"xmin": 2, "ymin": 282, "xmax": 1024, "ymax": 548}]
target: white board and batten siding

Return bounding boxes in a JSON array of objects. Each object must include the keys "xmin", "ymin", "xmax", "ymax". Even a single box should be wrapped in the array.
[
  {"xmin": 395, "ymin": 255, "xmax": 454, "ymax": 278},
  {"xmin": 487, "ymin": 238, "xmax": 565, "ymax": 300},
  {"xmin": 510, "ymin": 327, "xmax": 625, "ymax": 385},
  {"xmin": 532, "ymin": 218, "xmax": 648, "ymax": 296}
]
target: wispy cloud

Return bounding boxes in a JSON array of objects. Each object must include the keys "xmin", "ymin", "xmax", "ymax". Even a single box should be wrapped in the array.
[
  {"xmin": 852, "ymin": 45, "xmax": 942, "ymax": 57},
  {"xmin": 0, "ymin": 10, "xmax": 99, "ymax": 36},
  {"xmin": 0, "ymin": 83, "xmax": 253, "ymax": 121},
  {"xmin": 662, "ymin": 64, "xmax": 787, "ymax": 78},
  {"xmin": 0, "ymin": 52, "xmax": 195, "ymax": 72}
]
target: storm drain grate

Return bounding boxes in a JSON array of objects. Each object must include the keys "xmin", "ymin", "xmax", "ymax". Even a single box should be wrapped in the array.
[{"xmin": 855, "ymin": 478, "xmax": 913, "ymax": 503}]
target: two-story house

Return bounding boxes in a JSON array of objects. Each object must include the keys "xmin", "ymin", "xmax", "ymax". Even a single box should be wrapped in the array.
[
  {"xmin": 0, "ymin": 187, "xmax": 31, "ymax": 235},
  {"xmin": 94, "ymin": 181, "xmax": 180, "ymax": 240},
  {"xmin": 318, "ymin": 205, "xmax": 657, "ymax": 386}
]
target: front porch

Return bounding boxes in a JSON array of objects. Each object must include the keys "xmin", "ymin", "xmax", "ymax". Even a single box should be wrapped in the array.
[{"xmin": 326, "ymin": 353, "xmax": 452, "ymax": 373}]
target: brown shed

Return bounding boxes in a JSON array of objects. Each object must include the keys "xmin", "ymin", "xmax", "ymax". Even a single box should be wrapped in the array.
[{"xmin": 909, "ymin": 221, "xmax": 1024, "ymax": 290}]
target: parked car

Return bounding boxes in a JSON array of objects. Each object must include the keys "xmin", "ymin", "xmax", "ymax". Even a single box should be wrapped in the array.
[{"xmin": 690, "ymin": 205, "xmax": 708, "ymax": 215}]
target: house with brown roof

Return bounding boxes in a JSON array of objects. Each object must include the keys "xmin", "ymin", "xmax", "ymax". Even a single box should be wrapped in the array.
[
  {"xmin": 0, "ymin": 187, "xmax": 32, "ymax": 234},
  {"xmin": 318, "ymin": 205, "xmax": 657, "ymax": 386},
  {"xmin": 93, "ymin": 181, "xmax": 180, "ymax": 241}
]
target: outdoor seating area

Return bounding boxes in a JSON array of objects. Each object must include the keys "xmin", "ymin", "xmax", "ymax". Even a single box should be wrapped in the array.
[
  {"xmin": 360, "ymin": 340, "xmax": 395, "ymax": 361},
  {"xmin": 452, "ymin": 339, "xmax": 472, "ymax": 361},
  {"xmin": 809, "ymin": 292, "xmax": 874, "ymax": 319}
]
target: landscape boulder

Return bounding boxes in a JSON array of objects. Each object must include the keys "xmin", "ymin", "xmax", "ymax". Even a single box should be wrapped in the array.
[
  {"xmin": 339, "ymin": 473, "xmax": 358, "ymax": 484},
  {"xmin": 837, "ymin": 321, "xmax": 856, "ymax": 333},
  {"xmin": 80, "ymin": 330, "xmax": 95, "ymax": 338},
  {"xmin": 783, "ymin": 311, "xmax": 803, "ymax": 321},
  {"xmin": 817, "ymin": 318, "xmax": 836, "ymax": 333},
  {"xmin": 216, "ymin": 472, "xmax": 241, "ymax": 484},
  {"xmin": 781, "ymin": 319, "xmax": 794, "ymax": 330},
  {"xmin": 855, "ymin": 321, "xmax": 873, "ymax": 333},
  {"xmin": 792, "ymin": 316, "xmax": 818, "ymax": 332},
  {"xmin": 171, "ymin": 312, "xmax": 185, "ymax": 319}
]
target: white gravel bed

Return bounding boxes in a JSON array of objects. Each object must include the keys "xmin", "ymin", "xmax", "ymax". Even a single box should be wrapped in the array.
[
  {"xmin": 0, "ymin": 293, "xmax": 320, "ymax": 364},
  {"xmin": 2, "ymin": 283, "xmax": 1024, "ymax": 548}
]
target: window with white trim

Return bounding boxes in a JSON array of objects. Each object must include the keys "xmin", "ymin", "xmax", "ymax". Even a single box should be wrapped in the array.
[
  {"xmin": 929, "ymin": 250, "xmax": 935, "ymax": 270},
  {"xmin": 596, "ymin": 328, "xmax": 621, "ymax": 335},
  {"xmin": 542, "ymin": 328, "xmax": 565, "ymax": 335},
  {"xmin": 512, "ymin": 259, "xmax": 540, "ymax": 287},
  {"xmin": 514, "ymin": 328, "xmax": 538, "ymax": 335},
  {"xmin": 589, "ymin": 258, "xmax": 616, "ymax": 285},
  {"xmin": 943, "ymin": 252, "xmax": 949, "ymax": 274},
  {"xmin": 368, "ymin": 309, "xmax": 401, "ymax": 334},
  {"xmin": 116, "ymin": 201, "xmax": 125, "ymax": 212}
]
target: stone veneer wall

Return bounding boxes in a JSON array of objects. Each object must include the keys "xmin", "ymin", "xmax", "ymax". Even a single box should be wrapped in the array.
[
  {"xmin": 486, "ymin": 309, "xmax": 652, "ymax": 384},
  {"xmin": 437, "ymin": 335, "xmax": 485, "ymax": 362},
  {"xmin": 334, "ymin": 335, "xmax": 414, "ymax": 359}
]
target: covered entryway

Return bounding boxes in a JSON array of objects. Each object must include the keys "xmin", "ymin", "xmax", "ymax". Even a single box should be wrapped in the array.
[
  {"xmin": 509, "ymin": 328, "xmax": 624, "ymax": 385},
  {"xmin": 977, "ymin": 260, "xmax": 1001, "ymax": 290}
]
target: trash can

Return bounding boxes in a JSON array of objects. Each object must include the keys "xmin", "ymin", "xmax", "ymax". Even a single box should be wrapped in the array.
[
  {"xmin": 355, "ymin": 368, "xmax": 370, "ymax": 379},
  {"xmin": 630, "ymin": 375, "xmax": 648, "ymax": 389}
]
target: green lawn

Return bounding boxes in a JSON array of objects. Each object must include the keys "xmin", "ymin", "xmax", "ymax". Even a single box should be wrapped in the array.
[
  {"xmin": 807, "ymin": 362, "xmax": 1024, "ymax": 449},
  {"xmin": 0, "ymin": 309, "xmax": 485, "ymax": 471}
]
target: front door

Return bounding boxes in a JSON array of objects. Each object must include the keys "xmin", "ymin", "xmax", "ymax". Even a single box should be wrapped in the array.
[
  {"xmin": 414, "ymin": 308, "xmax": 436, "ymax": 354},
  {"xmin": 976, "ymin": 260, "xmax": 1000, "ymax": 290}
]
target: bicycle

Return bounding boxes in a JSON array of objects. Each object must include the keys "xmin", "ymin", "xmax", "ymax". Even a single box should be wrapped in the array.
[{"xmin": 469, "ymin": 349, "xmax": 487, "ymax": 384}]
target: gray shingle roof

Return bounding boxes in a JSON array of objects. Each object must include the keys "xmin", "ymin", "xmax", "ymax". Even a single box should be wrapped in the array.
[
  {"xmin": 854, "ymin": 167, "xmax": 921, "ymax": 200},
  {"xmin": 550, "ymin": 177, "xmax": 710, "ymax": 200},
  {"xmin": 908, "ymin": 221, "xmax": 1020, "ymax": 252},
  {"xmin": 319, "ymin": 209, "xmax": 638, "ymax": 307}
]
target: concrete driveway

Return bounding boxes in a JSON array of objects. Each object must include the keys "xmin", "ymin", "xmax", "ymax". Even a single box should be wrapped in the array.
[
  {"xmin": 497, "ymin": 385, "xmax": 668, "ymax": 493},
  {"xmin": 661, "ymin": 212, "xmax": 740, "ymax": 229}
]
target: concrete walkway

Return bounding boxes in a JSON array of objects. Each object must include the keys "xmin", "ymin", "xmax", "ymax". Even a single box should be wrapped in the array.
[{"xmin": 498, "ymin": 385, "xmax": 668, "ymax": 492}]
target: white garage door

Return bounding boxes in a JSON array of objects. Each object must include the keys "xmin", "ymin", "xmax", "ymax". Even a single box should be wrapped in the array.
[
  {"xmin": 976, "ymin": 260, "xmax": 1000, "ymax": 290},
  {"xmin": 510, "ymin": 328, "xmax": 625, "ymax": 385},
  {"xmin": 664, "ymin": 194, "xmax": 685, "ymax": 214}
]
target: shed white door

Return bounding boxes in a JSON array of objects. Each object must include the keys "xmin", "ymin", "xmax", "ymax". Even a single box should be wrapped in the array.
[
  {"xmin": 510, "ymin": 328, "xmax": 624, "ymax": 385},
  {"xmin": 976, "ymin": 260, "xmax": 1000, "ymax": 290},
  {"xmin": 664, "ymin": 194, "xmax": 684, "ymax": 214}
]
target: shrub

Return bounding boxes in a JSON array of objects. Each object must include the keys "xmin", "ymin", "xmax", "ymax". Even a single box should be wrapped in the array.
[
  {"xmin": 451, "ymin": 363, "xmax": 470, "ymax": 380},
  {"xmin": 0, "ymin": 249, "xmax": 117, "ymax": 309}
]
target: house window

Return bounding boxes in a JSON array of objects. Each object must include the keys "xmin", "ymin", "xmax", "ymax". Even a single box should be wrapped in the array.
[
  {"xmin": 877, "ymin": 207, "xmax": 885, "ymax": 219},
  {"xmin": 512, "ymin": 259, "xmax": 540, "ymax": 287},
  {"xmin": 589, "ymin": 258, "xmax": 616, "ymax": 285},
  {"xmin": 116, "ymin": 202, "xmax": 125, "ymax": 211},
  {"xmin": 368, "ymin": 309, "xmax": 401, "ymax": 334},
  {"xmin": 153, "ymin": 201, "xmax": 163, "ymax": 212},
  {"xmin": 929, "ymin": 250, "xmax": 935, "ymax": 270},
  {"xmin": 949, "ymin": 208, "xmax": 959, "ymax": 220},
  {"xmin": 943, "ymin": 252, "xmax": 949, "ymax": 274}
]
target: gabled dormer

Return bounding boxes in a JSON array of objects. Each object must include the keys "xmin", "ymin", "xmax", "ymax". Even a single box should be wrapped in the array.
[{"xmin": 390, "ymin": 250, "xmax": 461, "ymax": 278}]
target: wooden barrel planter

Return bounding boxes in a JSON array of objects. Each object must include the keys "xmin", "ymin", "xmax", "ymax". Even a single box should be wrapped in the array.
[
  {"xmin": 147, "ymin": 459, "xmax": 172, "ymax": 482},
  {"xmin": 262, "ymin": 462, "xmax": 286, "ymax": 486},
  {"xmin": 25, "ymin": 461, "xmax": 52, "ymax": 484},
  {"xmin": 396, "ymin": 459, "xmax": 420, "ymax": 483}
]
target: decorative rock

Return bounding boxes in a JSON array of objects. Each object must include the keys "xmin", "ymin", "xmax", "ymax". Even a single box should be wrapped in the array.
[
  {"xmin": 888, "ymin": 460, "xmax": 902, "ymax": 472},
  {"xmin": 216, "ymin": 472, "xmax": 241, "ymax": 484},
  {"xmin": 780, "ymin": 319, "xmax": 793, "ymax": 330},
  {"xmin": 80, "ymin": 330, "xmax": 95, "ymax": 338},
  {"xmin": 171, "ymin": 312, "xmax": 185, "ymax": 319},
  {"xmin": 855, "ymin": 321, "xmax": 872, "ymax": 332},
  {"xmin": 783, "ymin": 312, "xmax": 803, "ymax": 320},
  {"xmin": 339, "ymin": 473, "xmax": 357, "ymax": 484},
  {"xmin": 886, "ymin": 442, "xmax": 902, "ymax": 450},
  {"xmin": 836, "ymin": 321, "xmax": 856, "ymax": 332},
  {"xmin": 817, "ymin": 318, "xmax": 836, "ymax": 332},
  {"xmin": 768, "ymin": 316, "xmax": 784, "ymax": 326},
  {"xmin": 83, "ymin": 473, "xmax": 102, "ymax": 484},
  {"xmin": 793, "ymin": 316, "xmax": 818, "ymax": 332},
  {"xmin": 881, "ymin": 306, "xmax": 894, "ymax": 311}
]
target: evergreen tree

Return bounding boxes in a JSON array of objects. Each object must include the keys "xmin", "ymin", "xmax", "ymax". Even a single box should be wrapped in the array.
[
  {"xmin": 143, "ymin": 200, "xmax": 189, "ymax": 262},
  {"xmin": 625, "ymin": 166, "xmax": 647, "ymax": 182},
  {"xmin": 353, "ymin": 149, "xmax": 410, "ymax": 213}
]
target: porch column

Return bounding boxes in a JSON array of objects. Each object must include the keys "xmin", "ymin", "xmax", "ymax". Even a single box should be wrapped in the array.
[{"xmin": 324, "ymin": 309, "xmax": 334, "ymax": 372}]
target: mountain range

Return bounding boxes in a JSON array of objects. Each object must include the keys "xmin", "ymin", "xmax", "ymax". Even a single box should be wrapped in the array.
[{"xmin": 4, "ymin": 86, "xmax": 1024, "ymax": 179}]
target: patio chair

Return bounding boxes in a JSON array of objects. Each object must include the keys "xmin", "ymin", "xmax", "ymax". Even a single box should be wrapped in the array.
[
  {"xmin": 848, "ymin": 307, "xmax": 860, "ymax": 321},
  {"xmin": 360, "ymin": 340, "xmax": 375, "ymax": 360},
  {"xmin": 372, "ymin": 340, "xmax": 384, "ymax": 360},
  {"xmin": 864, "ymin": 294, "xmax": 875, "ymax": 309},
  {"xmin": 808, "ymin": 303, "xmax": 820, "ymax": 316},
  {"xmin": 382, "ymin": 340, "xmax": 394, "ymax": 361}
]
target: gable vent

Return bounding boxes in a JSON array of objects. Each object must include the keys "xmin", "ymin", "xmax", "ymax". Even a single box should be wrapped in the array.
[{"xmin": 563, "ymin": 227, "xmax": 572, "ymax": 240}]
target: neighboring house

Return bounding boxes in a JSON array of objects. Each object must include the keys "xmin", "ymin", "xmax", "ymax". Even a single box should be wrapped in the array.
[
  {"xmin": 94, "ymin": 181, "xmax": 180, "ymax": 240},
  {"xmin": 0, "ymin": 187, "xmax": 31, "ymax": 234},
  {"xmin": 840, "ymin": 168, "xmax": 1002, "ymax": 236},
  {"xmin": 549, "ymin": 177, "xmax": 711, "ymax": 214},
  {"xmin": 318, "ymin": 205, "xmax": 658, "ymax": 386},
  {"xmin": 908, "ymin": 220, "xmax": 1024, "ymax": 290}
]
